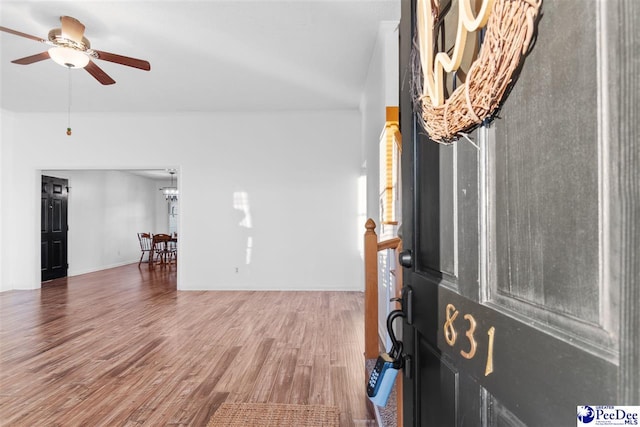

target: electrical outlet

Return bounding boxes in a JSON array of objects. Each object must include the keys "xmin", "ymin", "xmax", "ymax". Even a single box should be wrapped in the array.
[{"xmin": 235, "ymin": 267, "xmax": 239, "ymax": 273}]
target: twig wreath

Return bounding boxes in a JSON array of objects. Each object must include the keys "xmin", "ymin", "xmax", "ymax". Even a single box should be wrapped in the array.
[{"xmin": 412, "ymin": 0, "xmax": 542, "ymax": 144}]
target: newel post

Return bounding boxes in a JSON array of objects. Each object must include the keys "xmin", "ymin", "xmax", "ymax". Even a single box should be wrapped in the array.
[{"xmin": 364, "ymin": 218, "xmax": 379, "ymax": 359}]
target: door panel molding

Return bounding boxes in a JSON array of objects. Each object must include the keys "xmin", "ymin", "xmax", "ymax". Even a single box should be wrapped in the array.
[
  {"xmin": 610, "ymin": 0, "xmax": 640, "ymax": 405},
  {"xmin": 439, "ymin": 288, "xmax": 617, "ymax": 426},
  {"xmin": 416, "ymin": 138, "xmax": 482, "ymax": 295},
  {"xmin": 482, "ymin": 0, "xmax": 617, "ymax": 362},
  {"xmin": 483, "ymin": 389, "xmax": 527, "ymax": 427}
]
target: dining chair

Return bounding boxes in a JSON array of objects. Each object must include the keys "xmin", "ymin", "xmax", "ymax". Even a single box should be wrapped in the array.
[
  {"xmin": 169, "ymin": 233, "xmax": 177, "ymax": 262},
  {"xmin": 137, "ymin": 232, "xmax": 153, "ymax": 266}
]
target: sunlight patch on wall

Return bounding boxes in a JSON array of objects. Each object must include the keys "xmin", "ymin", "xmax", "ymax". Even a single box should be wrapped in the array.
[{"xmin": 233, "ymin": 191, "xmax": 253, "ymax": 265}]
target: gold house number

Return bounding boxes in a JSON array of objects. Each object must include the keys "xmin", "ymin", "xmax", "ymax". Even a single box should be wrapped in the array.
[{"xmin": 444, "ymin": 303, "xmax": 495, "ymax": 376}]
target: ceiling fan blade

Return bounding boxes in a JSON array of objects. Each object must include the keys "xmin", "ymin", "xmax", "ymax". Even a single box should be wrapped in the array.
[
  {"xmin": 94, "ymin": 50, "xmax": 151, "ymax": 71},
  {"xmin": 60, "ymin": 16, "xmax": 85, "ymax": 44},
  {"xmin": 85, "ymin": 60, "xmax": 115, "ymax": 85},
  {"xmin": 11, "ymin": 51, "xmax": 51, "ymax": 65},
  {"xmin": 0, "ymin": 26, "xmax": 46, "ymax": 43}
]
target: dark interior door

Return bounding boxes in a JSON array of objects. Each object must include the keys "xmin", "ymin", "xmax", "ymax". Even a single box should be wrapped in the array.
[
  {"xmin": 399, "ymin": 0, "xmax": 639, "ymax": 425},
  {"xmin": 41, "ymin": 175, "xmax": 68, "ymax": 282}
]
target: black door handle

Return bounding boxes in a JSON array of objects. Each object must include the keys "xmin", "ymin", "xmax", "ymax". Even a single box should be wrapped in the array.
[{"xmin": 398, "ymin": 249, "xmax": 413, "ymax": 268}]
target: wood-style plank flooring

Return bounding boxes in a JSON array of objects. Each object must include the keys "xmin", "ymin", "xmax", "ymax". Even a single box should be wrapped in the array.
[{"xmin": 0, "ymin": 264, "xmax": 375, "ymax": 426}]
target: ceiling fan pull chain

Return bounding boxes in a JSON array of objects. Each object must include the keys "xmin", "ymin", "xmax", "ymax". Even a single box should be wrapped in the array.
[{"xmin": 67, "ymin": 66, "xmax": 72, "ymax": 136}]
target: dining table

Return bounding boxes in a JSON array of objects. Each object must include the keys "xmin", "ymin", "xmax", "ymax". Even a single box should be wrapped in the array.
[{"xmin": 151, "ymin": 233, "xmax": 177, "ymax": 265}]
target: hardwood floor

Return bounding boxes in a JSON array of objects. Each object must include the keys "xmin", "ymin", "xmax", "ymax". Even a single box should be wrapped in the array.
[{"xmin": 0, "ymin": 264, "xmax": 375, "ymax": 426}]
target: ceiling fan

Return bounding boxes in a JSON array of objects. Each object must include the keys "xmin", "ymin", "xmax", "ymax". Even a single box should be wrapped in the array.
[{"xmin": 0, "ymin": 15, "xmax": 150, "ymax": 85}]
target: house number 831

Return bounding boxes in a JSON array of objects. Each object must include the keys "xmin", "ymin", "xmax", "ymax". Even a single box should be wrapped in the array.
[{"xmin": 444, "ymin": 303, "xmax": 495, "ymax": 376}]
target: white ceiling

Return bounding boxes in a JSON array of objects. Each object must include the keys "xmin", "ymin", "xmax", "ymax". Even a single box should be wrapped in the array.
[
  {"xmin": 0, "ymin": 0, "xmax": 400, "ymax": 113},
  {"xmin": 127, "ymin": 169, "xmax": 175, "ymax": 181}
]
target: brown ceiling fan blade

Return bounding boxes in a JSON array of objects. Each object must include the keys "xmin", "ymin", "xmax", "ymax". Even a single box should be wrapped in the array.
[
  {"xmin": 94, "ymin": 50, "xmax": 151, "ymax": 71},
  {"xmin": 60, "ymin": 16, "xmax": 85, "ymax": 44},
  {"xmin": 0, "ymin": 26, "xmax": 46, "ymax": 43},
  {"xmin": 85, "ymin": 60, "xmax": 116, "ymax": 85},
  {"xmin": 11, "ymin": 51, "xmax": 51, "ymax": 65}
]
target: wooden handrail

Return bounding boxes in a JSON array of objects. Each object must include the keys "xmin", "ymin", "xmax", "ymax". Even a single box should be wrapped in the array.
[{"xmin": 378, "ymin": 236, "xmax": 401, "ymax": 251}]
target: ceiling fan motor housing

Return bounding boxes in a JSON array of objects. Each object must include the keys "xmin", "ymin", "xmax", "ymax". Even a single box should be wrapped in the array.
[{"xmin": 47, "ymin": 28, "xmax": 97, "ymax": 58}]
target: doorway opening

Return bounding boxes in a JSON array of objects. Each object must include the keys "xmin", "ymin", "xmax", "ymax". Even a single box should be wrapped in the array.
[{"xmin": 39, "ymin": 168, "xmax": 180, "ymax": 285}]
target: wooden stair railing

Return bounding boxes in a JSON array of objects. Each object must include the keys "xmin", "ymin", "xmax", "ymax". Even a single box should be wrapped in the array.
[
  {"xmin": 364, "ymin": 218, "xmax": 402, "ymax": 358},
  {"xmin": 364, "ymin": 218, "xmax": 403, "ymax": 427}
]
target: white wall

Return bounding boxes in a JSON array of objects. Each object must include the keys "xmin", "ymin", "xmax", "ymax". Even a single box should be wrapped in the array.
[
  {"xmin": 0, "ymin": 110, "xmax": 362, "ymax": 291},
  {"xmin": 360, "ymin": 21, "xmax": 399, "ymax": 227},
  {"xmin": 41, "ymin": 170, "xmax": 161, "ymax": 276},
  {"xmin": 0, "ymin": 110, "xmax": 5, "ymax": 290},
  {"xmin": 0, "ymin": 110, "xmax": 15, "ymax": 292}
]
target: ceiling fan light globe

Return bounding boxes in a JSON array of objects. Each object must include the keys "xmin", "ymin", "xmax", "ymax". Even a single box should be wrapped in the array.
[{"xmin": 48, "ymin": 47, "xmax": 89, "ymax": 68}]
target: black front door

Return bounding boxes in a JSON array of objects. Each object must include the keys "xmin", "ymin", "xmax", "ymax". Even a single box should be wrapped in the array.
[
  {"xmin": 399, "ymin": 0, "xmax": 639, "ymax": 425},
  {"xmin": 41, "ymin": 175, "xmax": 68, "ymax": 282}
]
